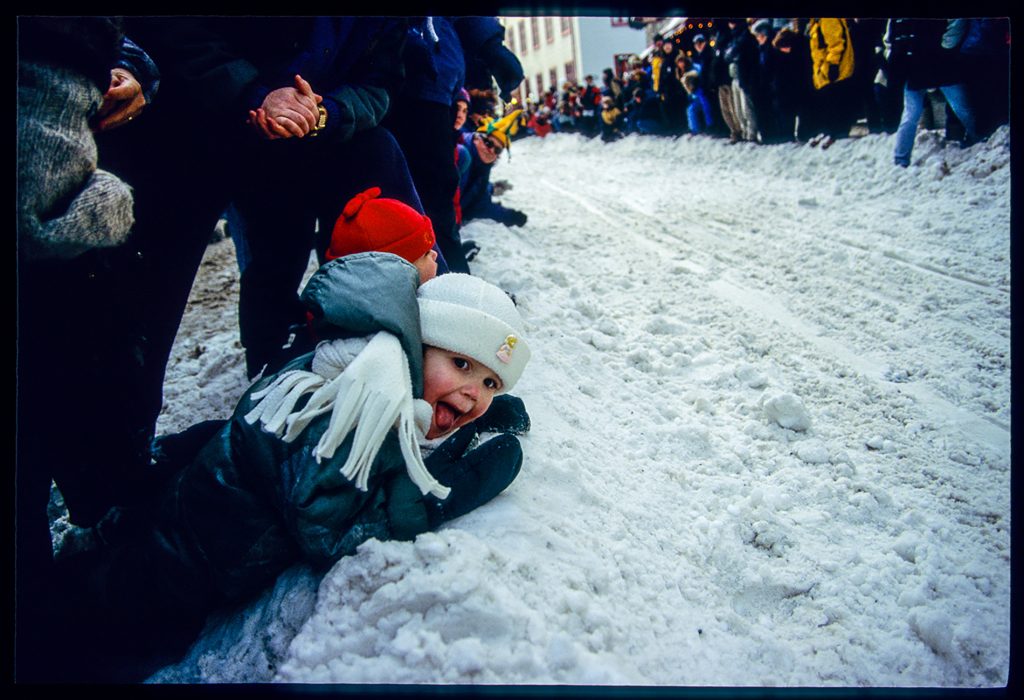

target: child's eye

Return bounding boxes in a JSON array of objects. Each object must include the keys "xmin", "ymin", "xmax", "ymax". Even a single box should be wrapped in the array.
[
  {"xmin": 484, "ymin": 377, "xmax": 499, "ymax": 391},
  {"xmin": 452, "ymin": 357, "xmax": 469, "ymax": 370}
]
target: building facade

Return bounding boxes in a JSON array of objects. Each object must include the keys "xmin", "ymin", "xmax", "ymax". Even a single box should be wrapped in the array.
[{"xmin": 500, "ymin": 16, "xmax": 647, "ymax": 104}]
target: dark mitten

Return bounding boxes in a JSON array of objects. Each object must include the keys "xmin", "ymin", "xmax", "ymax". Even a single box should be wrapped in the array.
[
  {"xmin": 462, "ymin": 239, "xmax": 481, "ymax": 262},
  {"xmin": 472, "ymin": 394, "xmax": 530, "ymax": 435},
  {"xmin": 505, "ymin": 208, "xmax": 528, "ymax": 227},
  {"xmin": 827, "ymin": 63, "xmax": 839, "ymax": 83},
  {"xmin": 423, "ymin": 433, "xmax": 524, "ymax": 528}
]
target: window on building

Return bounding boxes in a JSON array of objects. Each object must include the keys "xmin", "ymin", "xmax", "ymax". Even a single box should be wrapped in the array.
[
  {"xmin": 518, "ymin": 21, "xmax": 527, "ymax": 54},
  {"xmin": 548, "ymin": 68, "xmax": 557, "ymax": 91},
  {"xmin": 561, "ymin": 17, "xmax": 571, "ymax": 35},
  {"xmin": 531, "ymin": 17, "xmax": 540, "ymax": 49},
  {"xmin": 506, "ymin": 25, "xmax": 514, "ymax": 53},
  {"xmin": 544, "ymin": 17, "xmax": 554, "ymax": 43},
  {"xmin": 535, "ymin": 73, "xmax": 543, "ymax": 99},
  {"xmin": 565, "ymin": 60, "xmax": 576, "ymax": 84}
]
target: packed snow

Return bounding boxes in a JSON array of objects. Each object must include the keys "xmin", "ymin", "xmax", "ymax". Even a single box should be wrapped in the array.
[{"xmin": 147, "ymin": 125, "xmax": 1011, "ymax": 686}]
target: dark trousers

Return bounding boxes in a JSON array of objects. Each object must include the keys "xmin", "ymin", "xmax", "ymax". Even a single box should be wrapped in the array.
[
  {"xmin": 15, "ymin": 107, "xmax": 235, "ymax": 679},
  {"xmin": 811, "ymin": 78, "xmax": 857, "ymax": 139},
  {"xmin": 234, "ymin": 126, "xmax": 426, "ymax": 378},
  {"xmin": 383, "ymin": 99, "xmax": 466, "ymax": 273}
]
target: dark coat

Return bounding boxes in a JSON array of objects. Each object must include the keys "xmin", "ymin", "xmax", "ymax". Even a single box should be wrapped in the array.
[
  {"xmin": 64, "ymin": 254, "xmax": 439, "ymax": 646},
  {"xmin": 723, "ymin": 25, "xmax": 759, "ymax": 91},
  {"xmin": 124, "ymin": 16, "xmax": 406, "ymax": 144},
  {"xmin": 886, "ymin": 19, "xmax": 964, "ymax": 91}
]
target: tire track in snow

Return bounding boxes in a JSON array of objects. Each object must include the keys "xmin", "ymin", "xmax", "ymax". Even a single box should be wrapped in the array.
[{"xmin": 539, "ymin": 173, "xmax": 1009, "ymax": 455}]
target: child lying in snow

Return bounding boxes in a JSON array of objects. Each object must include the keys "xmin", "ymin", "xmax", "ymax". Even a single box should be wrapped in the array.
[{"xmin": 51, "ymin": 253, "xmax": 532, "ymax": 682}]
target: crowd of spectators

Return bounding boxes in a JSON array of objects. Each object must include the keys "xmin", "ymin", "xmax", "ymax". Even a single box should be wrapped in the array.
[{"xmin": 513, "ymin": 18, "xmax": 1008, "ymax": 159}]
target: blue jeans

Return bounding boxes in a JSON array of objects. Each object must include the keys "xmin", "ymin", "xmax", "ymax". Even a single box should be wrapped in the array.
[
  {"xmin": 686, "ymin": 88, "xmax": 714, "ymax": 133},
  {"xmin": 894, "ymin": 84, "xmax": 977, "ymax": 166}
]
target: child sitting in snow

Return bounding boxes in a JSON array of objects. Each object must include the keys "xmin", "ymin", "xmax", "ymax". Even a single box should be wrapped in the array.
[{"xmin": 51, "ymin": 255, "xmax": 532, "ymax": 682}]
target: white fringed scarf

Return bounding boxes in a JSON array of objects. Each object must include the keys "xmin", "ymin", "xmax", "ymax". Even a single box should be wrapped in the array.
[{"xmin": 243, "ymin": 332, "xmax": 450, "ymax": 499}]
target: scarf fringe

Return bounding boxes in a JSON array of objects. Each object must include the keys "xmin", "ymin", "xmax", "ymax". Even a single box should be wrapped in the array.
[{"xmin": 243, "ymin": 332, "xmax": 450, "ymax": 498}]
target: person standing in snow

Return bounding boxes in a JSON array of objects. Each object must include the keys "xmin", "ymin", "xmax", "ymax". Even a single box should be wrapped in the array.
[
  {"xmin": 384, "ymin": 16, "xmax": 524, "ymax": 275},
  {"xmin": 688, "ymin": 33, "xmax": 722, "ymax": 136},
  {"xmin": 49, "ymin": 258, "xmax": 533, "ymax": 683},
  {"xmin": 655, "ymin": 38, "xmax": 688, "ymax": 135},
  {"xmin": 805, "ymin": 17, "xmax": 857, "ymax": 149},
  {"xmin": 723, "ymin": 18, "xmax": 760, "ymax": 143},
  {"xmin": 749, "ymin": 19, "xmax": 780, "ymax": 144},
  {"xmin": 16, "ymin": 16, "xmax": 159, "ymax": 682},
  {"xmin": 887, "ymin": 18, "xmax": 980, "ymax": 168},
  {"xmin": 709, "ymin": 20, "xmax": 743, "ymax": 143},
  {"xmin": 771, "ymin": 25, "xmax": 816, "ymax": 142}
]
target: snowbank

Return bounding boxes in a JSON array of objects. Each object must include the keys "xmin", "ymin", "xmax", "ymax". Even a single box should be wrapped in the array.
[{"xmin": 150, "ymin": 125, "xmax": 1010, "ymax": 686}]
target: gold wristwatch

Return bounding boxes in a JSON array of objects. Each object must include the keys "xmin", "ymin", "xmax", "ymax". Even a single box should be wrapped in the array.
[{"xmin": 310, "ymin": 104, "xmax": 327, "ymax": 136}]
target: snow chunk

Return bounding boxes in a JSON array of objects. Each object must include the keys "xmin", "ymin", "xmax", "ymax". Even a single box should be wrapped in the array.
[
  {"xmin": 892, "ymin": 532, "xmax": 920, "ymax": 563},
  {"xmin": 794, "ymin": 440, "xmax": 830, "ymax": 464},
  {"xmin": 909, "ymin": 608, "xmax": 955, "ymax": 657},
  {"xmin": 762, "ymin": 392, "xmax": 811, "ymax": 431}
]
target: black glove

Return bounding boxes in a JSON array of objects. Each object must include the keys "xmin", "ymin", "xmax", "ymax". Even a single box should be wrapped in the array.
[
  {"xmin": 504, "ymin": 208, "xmax": 528, "ymax": 227},
  {"xmin": 827, "ymin": 63, "xmax": 839, "ymax": 83},
  {"xmin": 423, "ymin": 429, "xmax": 524, "ymax": 528},
  {"xmin": 472, "ymin": 394, "xmax": 530, "ymax": 435}
]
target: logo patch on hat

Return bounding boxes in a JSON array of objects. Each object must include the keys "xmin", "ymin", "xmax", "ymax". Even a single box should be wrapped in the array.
[{"xmin": 496, "ymin": 335, "xmax": 518, "ymax": 364}]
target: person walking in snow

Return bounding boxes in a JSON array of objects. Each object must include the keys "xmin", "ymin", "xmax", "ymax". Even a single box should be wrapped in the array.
[{"xmin": 49, "ymin": 257, "xmax": 533, "ymax": 683}]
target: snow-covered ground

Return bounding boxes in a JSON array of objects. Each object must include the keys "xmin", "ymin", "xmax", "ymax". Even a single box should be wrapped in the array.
[{"xmin": 148, "ymin": 125, "xmax": 1011, "ymax": 686}]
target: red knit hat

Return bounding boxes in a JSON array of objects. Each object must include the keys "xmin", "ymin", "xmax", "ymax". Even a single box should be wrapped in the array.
[{"xmin": 326, "ymin": 187, "xmax": 436, "ymax": 263}]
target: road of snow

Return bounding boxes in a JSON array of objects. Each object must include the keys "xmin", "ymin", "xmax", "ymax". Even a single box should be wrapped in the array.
[{"xmin": 150, "ymin": 126, "xmax": 1011, "ymax": 686}]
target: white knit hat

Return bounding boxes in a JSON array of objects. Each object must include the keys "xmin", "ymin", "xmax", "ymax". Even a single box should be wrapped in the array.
[{"xmin": 417, "ymin": 274, "xmax": 530, "ymax": 393}]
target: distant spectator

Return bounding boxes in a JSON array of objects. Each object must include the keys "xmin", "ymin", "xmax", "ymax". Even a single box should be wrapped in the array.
[
  {"xmin": 771, "ymin": 26, "xmax": 815, "ymax": 142},
  {"xmin": 806, "ymin": 17, "xmax": 857, "ymax": 149}
]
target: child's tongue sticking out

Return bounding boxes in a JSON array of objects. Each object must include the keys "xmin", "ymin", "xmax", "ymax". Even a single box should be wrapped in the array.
[{"xmin": 433, "ymin": 401, "xmax": 458, "ymax": 434}]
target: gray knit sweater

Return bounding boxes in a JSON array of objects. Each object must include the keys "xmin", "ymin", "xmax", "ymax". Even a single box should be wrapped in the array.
[{"xmin": 17, "ymin": 60, "xmax": 135, "ymax": 261}]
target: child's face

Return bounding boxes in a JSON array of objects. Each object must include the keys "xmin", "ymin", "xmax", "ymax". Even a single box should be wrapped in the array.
[
  {"xmin": 454, "ymin": 101, "xmax": 468, "ymax": 130},
  {"xmin": 422, "ymin": 347, "xmax": 502, "ymax": 439},
  {"xmin": 412, "ymin": 249, "xmax": 438, "ymax": 285}
]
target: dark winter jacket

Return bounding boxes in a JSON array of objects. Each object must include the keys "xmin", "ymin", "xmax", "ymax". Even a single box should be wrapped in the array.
[
  {"xmin": 454, "ymin": 16, "xmax": 524, "ymax": 99},
  {"xmin": 771, "ymin": 32, "xmax": 814, "ymax": 112},
  {"xmin": 401, "ymin": 17, "xmax": 466, "ymax": 106},
  {"xmin": 886, "ymin": 19, "xmax": 967, "ymax": 91},
  {"xmin": 723, "ymin": 24, "xmax": 759, "ymax": 91},
  {"xmin": 123, "ymin": 16, "xmax": 407, "ymax": 144},
  {"xmin": 17, "ymin": 17, "xmax": 136, "ymax": 262},
  {"xmin": 692, "ymin": 43, "xmax": 718, "ymax": 92}
]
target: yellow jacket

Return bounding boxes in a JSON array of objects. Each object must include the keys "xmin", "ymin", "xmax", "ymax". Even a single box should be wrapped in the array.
[
  {"xmin": 650, "ymin": 55, "xmax": 663, "ymax": 92},
  {"xmin": 807, "ymin": 18, "xmax": 855, "ymax": 90}
]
